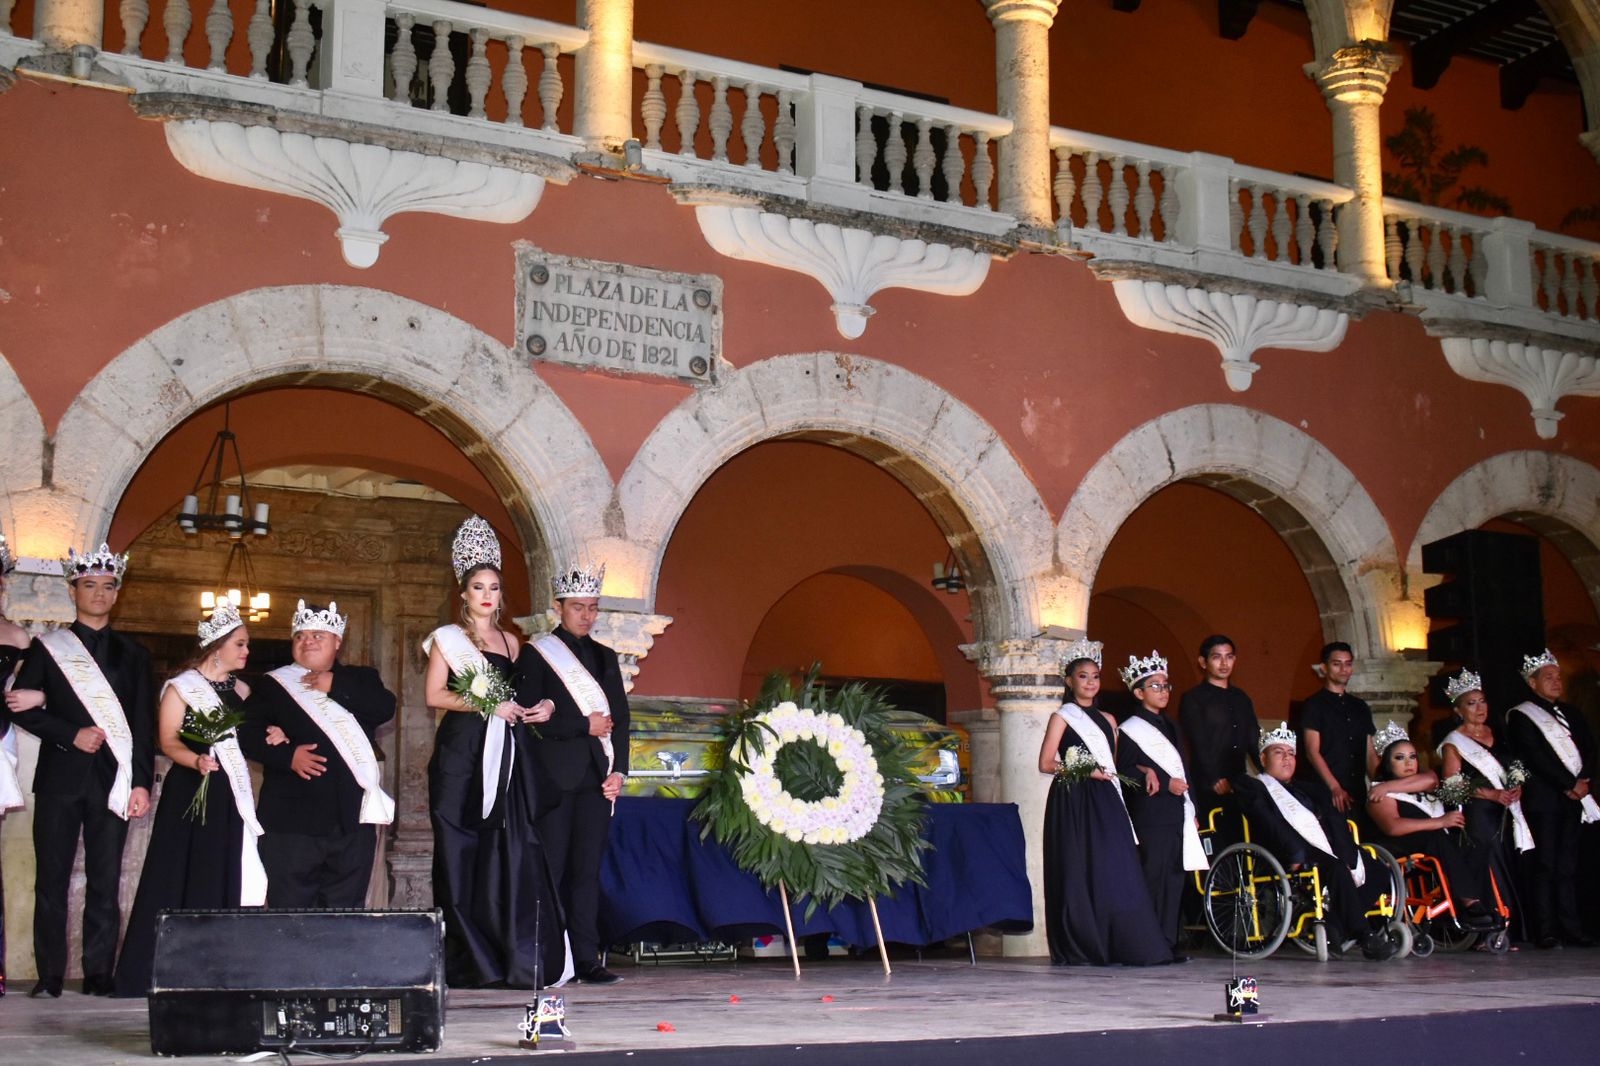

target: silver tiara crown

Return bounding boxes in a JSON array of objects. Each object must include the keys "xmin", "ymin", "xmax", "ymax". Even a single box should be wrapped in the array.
[
  {"xmin": 291, "ymin": 599, "xmax": 347, "ymax": 637},
  {"xmin": 0, "ymin": 533, "xmax": 13, "ymax": 576},
  {"xmin": 1374, "ymin": 719, "xmax": 1410, "ymax": 755},
  {"xmin": 62, "ymin": 542, "xmax": 129, "ymax": 585},
  {"xmin": 1444, "ymin": 668, "xmax": 1482, "ymax": 703},
  {"xmin": 452, "ymin": 515, "xmax": 502, "ymax": 584},
  {"xmin": 1260, "ymin": 720, "xmax": 1296, "ymax": 753},
  {"xmin": 198, "ymin": 599, "xmax": 244, "ymax": 647},
  {"xmin": 553, "ymin": 562, "xmax": 605, "ymax": 599},
  {"xmin": 1521, "ymin": 648, "xmax": 1558, "ymax": 679},
  {"xmin": 1061, "ymin": 638, "xmax": 1103, "ymax": 669},
  {"xmin": 1119, "ymin": 650, "xmax": 1168, "ymax": 689}
]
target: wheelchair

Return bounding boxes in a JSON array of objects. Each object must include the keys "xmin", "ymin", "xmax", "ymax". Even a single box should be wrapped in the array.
[
  {"xmin": 1194, "ymin": 806, "xmax": 1410, "ymax": 962},
  {"xmin": 1393, "ymin": 850, "xmax": 1511, "ymax": 957}
]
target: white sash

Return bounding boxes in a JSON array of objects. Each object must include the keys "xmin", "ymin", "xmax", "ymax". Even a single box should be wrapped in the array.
[
  {"xmin": 425, "ymin": 625, "xmax": 513, "ymax": 821},
  {"xmin": 166, "ymin": 671, "xmax": 267, "ymax": 906},
  {"xmin": 39, "ymin": 629, "xmax": 135, "ymax": 820},
  {"xmin": 1440, "ymin": 729, "xmax": 1535, "ymax": 852},
  {"xmin": 1, "ymin": 671, "xmax": 23, "ymax": 812},
  {"xmin": 1391, "ymin": 791, "xmax": 1446, "ymax": 819},
  {"xmin": 529, "ymin": 634, "xmax": 614, "ymax": 778},
  {"xmin": 1120, "ymin": 716, "xmax": 1208, "ymax": 871},
  {"xmin": 1509, "ymin": 702, "xmax": 1600, "ymax": 823},
  {"xmin": 1261, "ymin": 774, "xmax": 1366, "ymax": 887},
  {"xmin": 267, "ymin": 665, "xmax": 394, "ymax": 825},
  {"xmin": 1055, "ymin": 703, "xmax": 1136, "ymax": 842}
]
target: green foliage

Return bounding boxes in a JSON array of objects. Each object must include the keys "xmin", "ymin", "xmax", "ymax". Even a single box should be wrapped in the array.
[
  {"xmin": 1382, "ymin": 107, "xmax": 1511, "ymax": 215},
  {"xmin": 691, "ymin": 667, "xmax": 930, "ymax": 918}
]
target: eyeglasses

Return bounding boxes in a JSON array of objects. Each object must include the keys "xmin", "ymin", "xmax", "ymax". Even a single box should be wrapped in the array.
[{"xmin": 1144, "ymin": 682, "xmax": 1173, "ymax": 691}]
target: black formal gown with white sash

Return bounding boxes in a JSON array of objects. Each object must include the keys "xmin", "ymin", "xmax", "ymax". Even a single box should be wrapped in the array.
[{"xmin": 1042, "ymin": 706, "xmax": 1171, "ymax": 966}]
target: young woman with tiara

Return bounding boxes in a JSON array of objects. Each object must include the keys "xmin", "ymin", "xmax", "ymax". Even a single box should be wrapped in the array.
[
  {"xmin": 1037, "ymin": 638, "xmax": 1171, "ymax": 966},
  {"xmin": 425, "ymin": 515, "xmax": 569, "ymax": 988},
  {"xmin": 113, "ymin": 598, "xmax": 267, "ymax": 996}
]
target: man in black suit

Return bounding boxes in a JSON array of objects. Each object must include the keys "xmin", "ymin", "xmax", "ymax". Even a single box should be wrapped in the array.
[
  {"xmin": 7, "ymin": 545, "xmax": 154, "ymax": 998},
  {"xmin": 239, "ymin": 601, "xmax": 395, "ymax": 909},
  {"xmin": 518, "ymin": 564, "xmax": 629, "ymax": 985},
  {"xmin": 1115, "ymin": 652, "xmax": 1200, "ymax": 961},
  {"xmin": 1506, "ymin": 649, "xmax": 1597, "ymax": 949}
]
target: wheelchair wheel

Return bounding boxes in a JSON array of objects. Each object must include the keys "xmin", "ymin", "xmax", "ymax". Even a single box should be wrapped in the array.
[
  {"xmin": 1484, "ymin": 929, "xmax": 1511, "ymax": 955},
  {"xmin": 1431, "ymin": 920, "xmax": 1480, "ymax": 953},
  {"xmin": 1411, "ymin": 930, "xmax": 1435, "ymax": 958},
  {"xmin": 1312, "ymin": 922, "xmax": 1329, "ymax": 962},
  {"xmin": 1389, "ymin": 920, "xmax": 1414, "ymax": 960},
  {"xmin": 1204, "ymin": 843, "xmax": 1292, "ymax": 959}
]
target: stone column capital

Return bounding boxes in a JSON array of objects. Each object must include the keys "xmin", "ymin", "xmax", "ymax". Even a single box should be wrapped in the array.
[
  {"xmin": 1, "ymin": 559, "xmax": 74, "ymax": 627},
  {"xmin": 1305, "ymin": 43, "xmax": 1402, "ymax": 105},
  {"xmin": 981, "ymin": 0, "xmax": 1061, "ymax": 27},
  {"xmin": 1347, "ymin": 655, "xmax": 1440, "ymax": 728},
  {"xmin": 961, "ymin": 637, "xmax": 1069, "ymax": 704}
]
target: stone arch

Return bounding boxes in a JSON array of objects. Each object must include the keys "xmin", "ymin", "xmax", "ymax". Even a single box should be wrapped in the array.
[
  {"xmin": 1058, "ymin": 404, "xmax": 1403, "ymax": 657},
  {"xmin": 613, "ymin": 353, "xmax": 1056, "ymax": 642},
  {"xmin": 36, "ymin": 286, "xmax": 613, "ymax": 587},
  {"xmin": 0, "ymin": 346, "xmax": 47, "ymax": 551},
  {"xmin": 1407, "ymin": 451, "xmax": 1600, "ymax": 621}
]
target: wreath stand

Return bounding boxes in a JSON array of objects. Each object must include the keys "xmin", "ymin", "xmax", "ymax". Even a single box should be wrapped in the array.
[{"xmin": 778, "ymin": 881, "xmax": 892, "ymax": 978}]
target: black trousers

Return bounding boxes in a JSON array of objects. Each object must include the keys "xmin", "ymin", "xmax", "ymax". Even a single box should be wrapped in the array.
[
  {"xmin": 1525, "ymin": 802, "xmax": 1584, "ymax": 940},
  {"xmin": 32, "ymin": 791, "xmax": 129, "ymax": 980},
  {"xmin": 260, "ymin": 827, "xmax": 377, "ymax": 909},
  {"xmin": 1135, "ymin": 819, "xmax": 1185, "ymax": 951},
  {"xmin": 536, "ymin": 764, "xmax": 611, "ymax": 966}
]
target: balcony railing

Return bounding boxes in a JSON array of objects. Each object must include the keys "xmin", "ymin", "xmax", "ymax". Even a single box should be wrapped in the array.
[{"xmin": 1, "ymin": 0, "xmax": 1596, "ymax": 341}]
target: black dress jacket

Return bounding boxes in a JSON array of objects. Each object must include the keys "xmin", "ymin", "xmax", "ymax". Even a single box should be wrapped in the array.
[
  {"xmin": 12, "ymin": 622, "xmax": 155, "ymax": 798},
  {"xmin": 238, "ymin": 662, "xmax": 396, "ymax": 836},
  {"xmin": 516, "ymin": 626, "xmax": 631, "ymax": 791},
  {"xmin": 1117, "ymin": 708, "xmax": 1188, "ymax": 831},
  {"xmin": 1507, "ymin": 694, "xmax": 1597, "ymax": 816},
  {"xmin": 1179, "ymin": 682, "xmax": 1260, "ymax": 789}
]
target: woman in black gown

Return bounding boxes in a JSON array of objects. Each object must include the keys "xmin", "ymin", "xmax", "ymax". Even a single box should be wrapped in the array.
[
  {"xmin": 1437, "ymin": 669, "xmax": 1528, "ymax": 931},
  {"xmin": 426, "ymin": 515, "xmax": 568, "ymax": 988},
  {"xmin": 1367, "ymin": 726, "xmax": 1499, "ymax": 933},
  {"xmin": 1, "ymin": 535, "xmax": 32, "ymax": 998},
  {"xmin": 114, "ymin": 601, "xmax": 265, "ymax": 996},
  {"xmin": 1037, "ymin": 641, "xmax": 1172, "ymax": 966}
]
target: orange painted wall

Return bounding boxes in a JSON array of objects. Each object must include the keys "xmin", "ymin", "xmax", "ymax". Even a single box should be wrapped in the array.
[
  {"xmin": 741, "ymin": 572, "xmax": 944, "ymax": 699},
  {"xmin": 1088, "ymin": 482, "xmax": 1324, "ymax": 719},
  {"xmin": 640, "ymin": 442, "xmax": 978, "ymax": 707}
]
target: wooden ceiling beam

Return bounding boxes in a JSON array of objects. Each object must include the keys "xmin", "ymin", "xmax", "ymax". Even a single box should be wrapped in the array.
[
  {"xmin": 1500, "ymin": 39, "xmax": 1570, "ymax": 109},
  {"xmin": 1411, "ymin": 0, "xmax": 1541, "ymax": 90},
  {"xmin": 1217, "ymin": 0, "xmax": 1262, "ymax": 41}
]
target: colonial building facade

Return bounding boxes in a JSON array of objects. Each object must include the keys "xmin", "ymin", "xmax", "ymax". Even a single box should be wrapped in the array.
[{"xmin": 3, "ymin": 0, "xmax": 1599, "ymax": 969}]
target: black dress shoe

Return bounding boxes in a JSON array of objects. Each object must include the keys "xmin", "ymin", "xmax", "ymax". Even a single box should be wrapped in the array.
[
  {"xmin": 1536, "ymin": 935, "xmax": 1561, "ymax": 949},
  {"xmin": 574, "ymin": 963, "xmax": 623, "ymax": 985},
  {"xmin": 81, "ymin": 975, "xmax": 115, "ymax": 996},
  {"xmin": 29, "ymin": 978, "xmax": 63, "ymax": 999}
]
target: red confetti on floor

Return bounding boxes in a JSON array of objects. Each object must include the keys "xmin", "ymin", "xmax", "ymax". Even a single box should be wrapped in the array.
[
  {"xmin": 656, "ymin": 1022, "xmax": 676, "ymax": 1032},
  {"xmin": 729, "ymin": 995, "xmax": 741, "ymax": 1003},
  {"xmin": 820, "ymin": 995, "xmax": 835, "ymax": 1003}
]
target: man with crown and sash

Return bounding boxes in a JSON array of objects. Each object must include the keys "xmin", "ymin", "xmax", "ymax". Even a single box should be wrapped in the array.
[
  {"xmin": 1235, "ymin": 722, "xmax": 1397, "ymax": 959},
  {"xmin": 1115, "ymin": 650, "xmax": 1207, "ymax": 961},
  {"xmin": 424, "ymin": 516, "xmax": 570, "ymax": 989},
  {"xmin": 516, "ymin": 561, "xmax": 629, "ymax": 985},
  {"xmin": 6, "ymin": 544, "xmax": 154, "ymax": 998},
  {"xmin": 1505, "ymin": 648, "xmax": 1597, "ymax": 948},
  {"xmin": 0, "ymin": 534, "xmax": 36, "ymax": 998},
  {"xmin": 113, "ymin": 597, "xmax": 270, "ymax": 996},
  {"xmin": 238, "ymin": 600, "xmax": 395, "ymax": 909}
]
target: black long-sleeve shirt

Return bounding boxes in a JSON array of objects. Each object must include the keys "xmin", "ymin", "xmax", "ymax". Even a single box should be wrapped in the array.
[{"xmin": 1179, "ymin": 682, "xmax": 1259, "ymax": 793}]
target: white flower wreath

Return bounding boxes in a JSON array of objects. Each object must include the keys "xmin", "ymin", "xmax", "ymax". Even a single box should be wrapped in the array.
[{"xmin": 734, "ymin": 701, "xmax": 886, "ymax": 846}]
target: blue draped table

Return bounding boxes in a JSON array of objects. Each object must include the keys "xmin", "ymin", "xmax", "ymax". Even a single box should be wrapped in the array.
[{"xmin": 599, "ymin": 797, "xmax": 1034, "ymax": 948}]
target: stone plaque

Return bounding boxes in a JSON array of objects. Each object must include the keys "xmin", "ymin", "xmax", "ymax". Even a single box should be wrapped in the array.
[{"xmin": 515, "ymin": 243, "xmax": 721, "ymax": 385}]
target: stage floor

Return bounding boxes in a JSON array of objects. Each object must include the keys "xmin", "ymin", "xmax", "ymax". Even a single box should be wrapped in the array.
[{"xmin": 5, "ymin": 945, "xmax": 1598, "ymax": 1063}]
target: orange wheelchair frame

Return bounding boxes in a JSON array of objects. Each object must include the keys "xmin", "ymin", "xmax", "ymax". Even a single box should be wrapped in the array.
[{"xmin": 1392, "ymin": 850, "xmax": 1511, "ymax": 956}]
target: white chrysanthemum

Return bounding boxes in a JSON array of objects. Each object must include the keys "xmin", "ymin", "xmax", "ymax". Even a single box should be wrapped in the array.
[{"xmin": 732, "ymin": 705, "xmax": 887, "ymax": 846}]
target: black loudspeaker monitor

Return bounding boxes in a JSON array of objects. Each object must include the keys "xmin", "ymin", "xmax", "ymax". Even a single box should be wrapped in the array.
[{"xmin": 148, "ymin": 909, "xmax": 445, "ymax": 1056}]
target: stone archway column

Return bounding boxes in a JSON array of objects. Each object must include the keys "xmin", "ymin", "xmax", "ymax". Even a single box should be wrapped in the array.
[
  {"xmin": 963, "ymin": 636, "xmax": 1071, "ymax": 958},
  {"xmin": 575, "ymin": 0, "xmax": 635, "ymax": 155},
  {"xmin": 981, "ymin": 0, "xmax": 1061, "ymax": 232},
  {"xmin": 33, "ymin": 0, "xmax": 104, "ymax": 52},
  {"xmin": 1305, "ymin": 43, "xmax": 1401, "ymax": 287},
  {"xmin": 590, "ymin": 610, "xmax": 672, "ymax": 694},
  {"xmin": 1349, "ymin": 656, "xmax": 1441, "ymax": 735}
]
